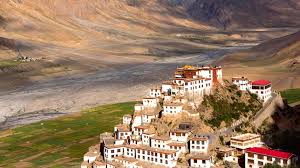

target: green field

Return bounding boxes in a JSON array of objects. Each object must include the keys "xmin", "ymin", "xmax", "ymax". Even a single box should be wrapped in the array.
[
  {"xmin": 0, "ymin": 60, "xmax": 21, "ymax": 69},
  {"xmin": 0, "ymin": 102, "xmax": 135, "ymax": 167},
  {"xmin": 281, "ymin": 88, "xmax": 300, "ymax": 104}
]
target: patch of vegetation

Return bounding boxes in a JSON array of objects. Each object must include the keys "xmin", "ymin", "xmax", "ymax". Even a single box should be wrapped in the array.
[
  {"xmin": 0, "ymin": 102, "xmax": 135, "ymax": 167},
  {"xmin": 280, "ymin": 88, "xmax": 300, "ymax": 104},
  {"xmin": 0, "ymin": 60, "xmax": 21, "ymax": 69},
  {"xmin": 203, "ymin": 83, "xmax": 262, "ymax": 128}
]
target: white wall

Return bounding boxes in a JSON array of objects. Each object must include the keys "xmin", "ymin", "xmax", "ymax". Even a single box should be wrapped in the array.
[
  {"xmin": 189, "ymin": 139, "xmax": 209, "ymax": 153},
  {"xmin": 190, "ymin": 158, "xmax": 211, "ymax": 168}
]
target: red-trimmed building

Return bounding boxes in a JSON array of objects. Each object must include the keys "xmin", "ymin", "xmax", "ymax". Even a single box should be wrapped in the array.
[
  {"xmin": 250, "ymin": 80, "xmax": 272, "ymax": 103},
  {"xmin": 245, "ymin": 147, "xmax": 298, "ymax": 168}
]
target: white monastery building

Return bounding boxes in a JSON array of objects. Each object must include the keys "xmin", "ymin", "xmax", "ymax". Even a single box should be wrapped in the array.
[
  {"xmin": 81, "ymin": 65, "xmax": 284, "ymax": 168},
  {"xmin": 233, "ymin": 77, "xmax": 272, "ymax": 103},
  {"xmin": 245, "ymin": 147, "xmax": 298, "ymax": 168},
  {"xmin": 189, "ymin": 154, "xmax": 213, "ymax": 168},
  {"xmin": 250, "ymin": 80, "xmax": 272, "ymax": 103},
  {"xmin": 230, "ymin": 133, "xmax": 262, "ymax": 151},
  {"xmin": 232, "ymin": 77, "xmax": 252, "ymax": 91}
]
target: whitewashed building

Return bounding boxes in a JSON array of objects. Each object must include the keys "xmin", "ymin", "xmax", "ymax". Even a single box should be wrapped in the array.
[
  {"xmin": 114, "ymin": 124, "xmax": 132, "ymax": 140},
  {"xmin": 245, "ymin": 147, "xmax": 298, "ymax": 168},
  {"xmin": 135, "ymin": 145, "xmax": 178, "ymax": 167},
  {"xmin": 250, "ymin": 80, "xmax": 272, "ymax": 103},
  {"xmin": 133, "ymin": 125, "xmax": 149, "ymax": 136},
  {"xmin": 189, "ymin": 137, "xmax": 209, "ymax": 153},
  {"xmin": 142, "ymin": 97, "xmax": 158, "ymax": 108},
  {"xmin": 141, "ymin": 132, "xmax": 155, "ymax": 146},
  {"xmin": 150, "ymin": 135, "xmax": 172, "ymax": 150},
  {"xmin": 189, "ymin": 154, "xmax": 212, "ymax": 168},
  {"xmin": 161, "ymin": 81, "xmax": 173, "ymax": 94},
  {"xmin": 169, "ymin": 129, "xmax": 191, "ymax": 142},
  {"xmin": 216, "ymin": 147, "xmax": 239, "ymax": 163},
  {"xmin": 149, "ymin": 88, "xmax": 162, "ymax": 98},
  {"xmin": 104, "ymin": 145, "xmax": 125, "ymax": 161},
  {"xmin": 163, "ymin": 102, "xmax": 183, "ymax": 115},
  {"xmin": 123, "ymin": 114, "xmax": 132, "ymax": 125},
  {"xmin": 134, "ymin": 104, "xmax": 144, "ymax": 112},
  {"xmin": 83, "ymin": 151, "xmax": 99, "ymax": 163},
  {"xmin": 232, "ymin": 77, "xmax": 252, "ymax": 91},
  {"xmin": 230, "ymin": 133, "xmax": 262, "ymax": 151},
  {"xmin": 167, "ymin": 142, "xmax": 187, "ymax": 155}
]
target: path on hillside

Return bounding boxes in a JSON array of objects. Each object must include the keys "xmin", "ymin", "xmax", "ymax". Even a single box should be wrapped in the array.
[
  {"xmin": 290, "ymin": 101, "xmax": 300, "ymax": 107},
  {"xmin": 214, "ymin": 92, "xmax": 282, "ymax": 138},
  {"xmin": 0, "ymin": 47, "xmax": 248, "ymax": 129}
]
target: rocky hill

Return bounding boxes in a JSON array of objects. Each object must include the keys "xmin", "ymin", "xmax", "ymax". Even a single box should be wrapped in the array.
[{"xmin": 184, "ymin": 0, "xmax": 300, "ymax": 29}]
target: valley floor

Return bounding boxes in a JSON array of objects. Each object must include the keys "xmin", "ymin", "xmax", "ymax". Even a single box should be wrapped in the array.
[{"xmin": 0, "ymin": 47, "xmax": 242, "ymax": 129}]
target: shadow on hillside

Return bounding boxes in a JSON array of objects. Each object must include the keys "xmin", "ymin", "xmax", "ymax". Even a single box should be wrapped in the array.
[
  {"xmin": 261, "ymin": 101, "xmax": 300, "ymax": 156},
  {"xmin": 0, "ymin": 15, "xmax": 5, "ymax": 27},
  {"xmin": 0, "ymin": 37, "xmax": 33, "ymax": 51}
]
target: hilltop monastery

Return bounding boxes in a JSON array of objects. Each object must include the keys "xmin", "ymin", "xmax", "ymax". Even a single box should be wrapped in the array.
[{"xmin": 81, "ymin": 65, "xmax": 297, "ymax": 168}]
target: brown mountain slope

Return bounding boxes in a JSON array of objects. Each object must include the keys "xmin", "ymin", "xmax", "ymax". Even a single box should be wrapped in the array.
[
  {"xmin": 185, "ymin": 0, "xmax": 300, "ymax": 29},
  {"xmin": 0, "ymin": 0, "xmax": 214, "ymax": 78},
  {"xmin": 219, "ymin": 31, "xmax": 300, "ymax": 68},
  {"xmin": 217, "ymin": 31, "xmax": 300, "ymax": 90}
]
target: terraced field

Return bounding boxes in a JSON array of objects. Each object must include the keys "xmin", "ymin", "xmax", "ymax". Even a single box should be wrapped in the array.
[{"xmin": 0, "ymin": 102, "xmax": 135, "ymax": 167}]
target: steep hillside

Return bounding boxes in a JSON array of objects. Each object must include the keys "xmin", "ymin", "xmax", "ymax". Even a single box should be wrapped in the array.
[
  {"xmin": 258, "ymin": 103, "xmax": 300, "ymax": 155},
  {"xmin": 0, "ymin": 0, "xmax": 210, "ymax": 64},
  {"xmin": 0, "ymin": 0, "xmax": 218, "ymax": 87},
  {"xmin": 216, "ymin": 31, "xmax": 300, "ymax": 90},
  {"xmin": 219, "ymin": 31, "xmax": 300, "ymax": 69},
  {"xmin": 185, "ymin": 0, "xmax": 300, "ymax": 29}
]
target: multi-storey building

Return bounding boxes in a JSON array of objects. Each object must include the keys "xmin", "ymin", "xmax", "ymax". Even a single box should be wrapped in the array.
[
  {"xmin": 232, "ymin": 77, "xmax": 252, "ymax": 91},
  {"xmin": 150, "ymin": 135, "xmax": 172, "ymax": 150},
  {"xmin": 230, "ymin": 133, "xmax": 262, "ymax": 152},
  {"xmin": 149, "ymin": 88, "xmax": 162, "ymax": 98},
  {"xmin": 133, "ymin": 125, "xmax": 149, "ymax": 136},
  {"xmin": 162, "ymin": 102, "xmax": 183, "ymax": 115},
  {"xmin": 142, "ymin": 97, "xmax": 159, "ymax": 108},
  {"xmin": 141, "ymin": 131, "xmax": 155, "ymax": 146},
  {"xmin": 83, "ymin": 151, "xmax": 100, "ymax": 163},
  {"xmin": 245, "ymin": 147, "xmax": 298, "ymax": 168},
  {"xmin": 189, "ymin": 136, "xmax": 209, "ymax": 153},
  {"xmin": 233, "ymin": 77, "xmax": 272, "ymax": 103},
  {"xmin": 104, "ymin": 144, "xmax": 125, "ymax": 161},
  {"xmin": 216, "ymin": 147, "xmax": 239, "ymax": 163},
  {"xmin": 169, "ymin": 129, "xmax": 191, "ymax": 142},
  {"xmin": 251, "ymin": 80, "xmax": 272, "ymax": 103},
  {"xmin": 123, "ymin": 114, "xmax": 132, "ymax": 125},
  {"xmin": 135, "ymin": 145, "xmax": 178, "ymax": 167},
  {"xmin": 114, "ymin": 124, "xmax": 132, "ymax": 140},
  {"xmin": 189, "ymin": 154, "xmax": 212, "ymax": 168}
]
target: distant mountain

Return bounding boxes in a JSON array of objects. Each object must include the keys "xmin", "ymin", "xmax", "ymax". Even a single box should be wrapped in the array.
[
  {"xmin": 218, "ymin": 31, "xmax": 300, "ymax": 71},
  {"xmin": 183, "ymin": 0, "xmax": 300, "ymax": 29}
]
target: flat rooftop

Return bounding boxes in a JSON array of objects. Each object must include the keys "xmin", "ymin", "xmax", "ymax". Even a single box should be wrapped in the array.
[{"xmin": 231, "ymin": 133, "xmax": 260, "ymax": 141}]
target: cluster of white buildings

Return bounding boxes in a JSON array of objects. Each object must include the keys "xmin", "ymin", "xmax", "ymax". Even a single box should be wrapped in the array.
[
  {"xmin": 232, "ymin": 77, "xmax": 272, "ymax": 103},
  {"xmin": 81, "ymin": 65, "xmax": 297, "ymax": 168},
  {"xmin": 228, "ymin": 133, "xmax": 297, "ymax": 168}
]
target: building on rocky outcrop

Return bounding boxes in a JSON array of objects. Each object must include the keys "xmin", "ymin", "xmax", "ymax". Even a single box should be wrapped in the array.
[
  {"xmin": 81, "ymin": 65, "xmax": 291, "ymax": 168},
  {"xmin": 245, "ymin": 147, "xmax": 298, "ymax": 168}
]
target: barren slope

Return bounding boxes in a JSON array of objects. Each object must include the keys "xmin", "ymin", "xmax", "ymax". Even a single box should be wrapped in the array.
[
  {"xmin": 217, "ymin": 31, "xmax": 300, "ymax": 90},
  {"xmin": 186, "ymin": 0, "xmax": 300, "ymax": 29}
]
